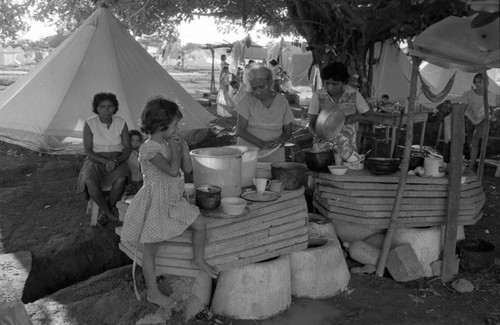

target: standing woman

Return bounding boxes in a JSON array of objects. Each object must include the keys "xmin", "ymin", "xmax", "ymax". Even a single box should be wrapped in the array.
[
  {"xmin": 307, "ymin": 62, "xmax": 369, "ymax": 162},
  {"xmin": 235, "ymin": 65, "xmax": 295, "ymax": 162},
  {"xmin": 460, "ymin": 73, "xmax": 497, "ymax": 171},
  {"xmin": 77, "ymin": 92, "xmax": 131, "ymax": 225}
]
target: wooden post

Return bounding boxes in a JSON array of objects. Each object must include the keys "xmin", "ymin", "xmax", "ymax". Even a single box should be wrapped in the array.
[
  {"xmin": 210, "ymin": 48, "xmax": 216, "ymax": 94},
  {"xmin": 375, "ymin": 51, "xmax": 420, "ymax": 277},
  {"xmin": 441, "ymin": 103, "xmax": 465, "ymax": 282},
  {"xmin": 477, "ymin": 70, "xmax": 490, "ymax": 182}
]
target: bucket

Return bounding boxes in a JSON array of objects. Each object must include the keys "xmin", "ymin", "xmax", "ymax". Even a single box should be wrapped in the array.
[
  {"xmin": 224, "ymin": 145, "xmax": 258, "ymax": 187},
  {"xmin": 424, "ymin": 157, "xmax": 445, "ymax": 177},
  {"xmin": 190, "ymin": 147, "xmax": 243, "ymax": 198},
  {"xmin": 270, "ymin": 162, "xmax": 309, "ymax": 190}
]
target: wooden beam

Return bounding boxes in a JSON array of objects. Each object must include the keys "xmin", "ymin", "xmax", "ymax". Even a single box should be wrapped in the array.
[
  {"xmin": 441, "ymin": 103, "xmax": 465, "ymax": 282},
  {"xmin": 375, "ymin": 49, "xmax": 420, "ymax": 277},
  {"xmin": 477, "ymin": 70, "xmax": 490, "ymax": 181}
]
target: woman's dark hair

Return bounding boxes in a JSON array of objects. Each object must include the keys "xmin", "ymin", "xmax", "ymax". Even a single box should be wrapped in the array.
[
  {"xmin": 92, "ymin": 92, "xmax": 119, "ymax": 114},
  {"xmin": 320, "ymin": 62, "xmax": 349, "ymax": 84},
  {"xmin": 473, "ymin": 72, "xmax": 483, "ymax": 83},
  {"xmin": 129, "ymin": 129, "xmax": 143, "ymax": 141},
  {"xmin": 140, "ymin": 97, "xmax": 183, "ymax": 135}
]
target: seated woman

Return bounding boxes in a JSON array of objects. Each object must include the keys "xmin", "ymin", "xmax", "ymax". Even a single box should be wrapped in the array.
[
  {"xmin": 235, "ymin": 64, "xmax": 295, "ymax": 162},
  {"xmin": 307, "ymin": 62, "xmax": 369, "ymax": 162},
  {"xmin": 77, "ymin": 92, "xmax": 131, "ymax": 225}
]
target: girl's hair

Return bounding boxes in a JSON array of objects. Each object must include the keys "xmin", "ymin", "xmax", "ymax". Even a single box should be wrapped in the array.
[
  {"xmin": 129, "ymin": 129, "xmax": 143, "ymax": 141},
  {"xmin": 92, "ymin": 92, "xmax": 119, "ymax": 114},
  {"xmin": 140, "ymin": 97, "xmax": 183, "ymax": 135},
  {"xmin": 320, "ymin": 62, "xmax": 349, "ymax": 84}
]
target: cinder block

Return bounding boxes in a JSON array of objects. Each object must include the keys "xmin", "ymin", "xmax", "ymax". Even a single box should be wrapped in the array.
[
  {"xmin": 393, "ymin": 227, "xmax": 441, "ymax": 277},
  {"xmin": 386, "ymin": 244, "xmax": 424, "ymax": 282}
]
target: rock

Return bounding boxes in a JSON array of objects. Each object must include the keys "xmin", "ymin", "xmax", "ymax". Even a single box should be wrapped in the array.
[
  {"xmin": 350, "ymin": 265, "xmax": 376, "ymax": 275},
  {"xmin": 451, "ymin": 278, "xmax": 474, "ymax": 293},
  {"xmin": 430, "ymin": 258, "xmax": 459, "ymax": 277},
  {"xmin": 349, "ymin": 241, "xmax": 381, "ymax": 266},
  {"xmin": 363, "ymin": 233, "xmax": 386, "ymax": 249}
]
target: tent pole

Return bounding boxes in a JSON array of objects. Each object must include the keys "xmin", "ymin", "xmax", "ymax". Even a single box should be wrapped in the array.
[
  {"xmin": 477, "ymin": 70, "xmax": 490, "ymax": 182},
  {"xmin": 375, "ymin": 45, "xmax": 419, "ymax": 277}
]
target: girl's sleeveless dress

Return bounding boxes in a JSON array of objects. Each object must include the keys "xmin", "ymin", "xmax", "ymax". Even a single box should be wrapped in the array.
[{"xmin": 121, "ymin": 139, "xmax": 199, "ymax": 244}]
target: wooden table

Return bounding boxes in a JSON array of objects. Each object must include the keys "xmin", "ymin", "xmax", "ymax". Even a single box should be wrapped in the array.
[
  {"xmin": 358, "ymin": 111, "xmax": 429, "ymax": 157},
  {"xmin": 312, "ymin": 169, "xmax": 484, "ymax": 229},
  {"xmin": 116, "ymin": 188, "xmax": 309, "ymax": 277}
]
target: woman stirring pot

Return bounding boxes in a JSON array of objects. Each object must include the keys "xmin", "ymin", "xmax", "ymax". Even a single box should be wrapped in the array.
[
  {"xmin": 235, "ymin": 65, "xmax": 295, "ymax": 162},
  {"xmin": 307, "ymin": 62, "xmax": 369, "ymax": 162}
]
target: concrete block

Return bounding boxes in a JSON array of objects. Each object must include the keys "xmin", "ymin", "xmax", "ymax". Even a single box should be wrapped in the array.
[
  {"xmin": 212, "ymin": 255, "xmax": 291, "ymax": 320},
  {"xmin": 393, "ymin": 227, "xmax": 441, "ymax": 277},
  {"xmin": 386, "ymin": 244, "xmax": 424, "ymax": 282},
  {"xmin": 290, "ymin": 238, "xmax": 350, "ymax": 298}
]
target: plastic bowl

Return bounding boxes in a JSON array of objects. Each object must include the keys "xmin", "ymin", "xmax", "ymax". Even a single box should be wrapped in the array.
[
  {"xmin": 221, "ymin": 197, "xmax": 247, "ymax": 216},
  {"xmin": 328, "ymin": 165, "xmax": 348, "ymax": 175}
]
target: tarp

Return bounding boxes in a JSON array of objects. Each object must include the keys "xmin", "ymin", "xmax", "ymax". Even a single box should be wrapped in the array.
[
  {"xmin": 371, "ymin": 41, "xmax": 500, "ymax": 107},
  {"xmin": 0, "ymin": 6, "xmax": 215, "ymax": 154},
  {"xmin": 410, "ymin": 15, "xmax": 499, "ymax": 72}
]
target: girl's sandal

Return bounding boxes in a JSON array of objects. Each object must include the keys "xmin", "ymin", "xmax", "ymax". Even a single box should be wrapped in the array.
[{"xmin": 97, "ymin": 213, "xmax": 108, "ymax": 227}]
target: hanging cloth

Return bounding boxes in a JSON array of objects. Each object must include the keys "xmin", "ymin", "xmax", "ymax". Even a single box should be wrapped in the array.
[{"xmin": 418, "ymin": 71, "xmax": 457, "ymax": 103}]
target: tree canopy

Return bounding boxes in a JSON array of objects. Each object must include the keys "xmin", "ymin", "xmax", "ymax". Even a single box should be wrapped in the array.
[{"xmin": 2, "ymin": 0, "xmax": 471, "ymax": 95}]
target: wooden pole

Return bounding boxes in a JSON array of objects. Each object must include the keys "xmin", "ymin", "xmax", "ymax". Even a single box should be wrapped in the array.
[
  {"xmin": 441, "ymin": 103, "xmax": 465, "ymax": 282},
  {"xmin": 210, "ymin": 48, "xmax": 216, "ymax": 94},
  {"xmin": 375, "ymin": 51, "xmax": 420, "ymax": 277},
  {"xmin": 477, "ymin": 70, "xmax": 490, "ymax": 182}
]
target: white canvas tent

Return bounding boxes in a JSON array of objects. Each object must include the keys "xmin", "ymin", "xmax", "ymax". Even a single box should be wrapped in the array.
[
  {"xmin": 371, "ymin": 41, "xmax": 500, "ymax": 107},
  {"xmin": 0, "ymin": 5, "xmax": 215, "ymax": 154},
  {"xmin": 268, "ymin": 40, "xmax": 313, "ymax": 86}
]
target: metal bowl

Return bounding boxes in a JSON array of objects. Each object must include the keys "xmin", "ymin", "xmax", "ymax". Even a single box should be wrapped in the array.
[{"xmin": 365, "ymin": 157, "xmax": 400, "ymax": 175}]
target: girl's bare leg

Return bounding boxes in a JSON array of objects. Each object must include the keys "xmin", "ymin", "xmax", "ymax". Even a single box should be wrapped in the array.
[
  {"xmin": 191, "ymin": 215, "xmax": 218, "ymax": 278},
  {"xmin": 143, "ymin": 243, "xmax": 176, "ymax": 308}
]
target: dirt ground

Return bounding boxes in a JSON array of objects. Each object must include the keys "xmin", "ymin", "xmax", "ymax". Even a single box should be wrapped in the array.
[{"xmin": 1, "ymin": 68, "xmax": 500, "ymax": 324}]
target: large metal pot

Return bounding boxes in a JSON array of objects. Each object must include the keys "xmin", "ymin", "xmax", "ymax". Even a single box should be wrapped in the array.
[
  {"xmin": 315, "ymin": 108, "xmax": 345, "ymax": 140},
  {"xmin": 270, "ymin": 162, "xmax": 309, "ymax": 190},
  {"xmin": 302, "ymin": 148, "xmax": 333, "ymax": 171}
]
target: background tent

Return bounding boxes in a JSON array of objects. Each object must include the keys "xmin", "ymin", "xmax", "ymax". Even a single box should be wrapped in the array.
[
  {"xmin": 268, "ymin": 40, "xmax": 313, "ymax": 86},
  {"xmin": 0, "ymin": 5, "xmax": 214, "ymax": 154},
  {"xmin": 371, "ymin": 41, "xmax": 500, "ymax": 107}
]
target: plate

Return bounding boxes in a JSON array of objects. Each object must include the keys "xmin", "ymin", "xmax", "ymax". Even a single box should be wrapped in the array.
[{"xmin": 241, "ymin": 190, "xmax": 280, "ymax": 202}]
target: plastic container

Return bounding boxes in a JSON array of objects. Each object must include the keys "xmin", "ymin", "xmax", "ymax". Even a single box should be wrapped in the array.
[
  {"xmin": 190, "ymin": 147, "xmax": 243, "ymax": 198},
  {"xmin": 224, "ymin": 145, "xmax": 258, "ymax": 187}
]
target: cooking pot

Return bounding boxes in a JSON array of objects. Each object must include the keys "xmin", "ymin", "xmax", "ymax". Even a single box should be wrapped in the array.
[
  {"xmin": 270, "ymin": 162, "xmax": 309, "ymax": 190},
  {"xmin": 195, "ymin": 185, "xmax": 222, "ymax": 210},
  {"xmin": 365, "ymin": 157, "xmax": 400, "ymax": 175},
  {"xmin": 302, "ymin": 148, "xmax": 333, "ymax": 171},
  {"xmin": 315, "ymin": 108, "xmax": 345, "ymax": 140}
]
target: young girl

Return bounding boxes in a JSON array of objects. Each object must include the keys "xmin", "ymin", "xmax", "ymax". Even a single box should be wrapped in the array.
[{"xmin": 121, "ymin": 97, "xmax": 218, "ymax": 309}]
